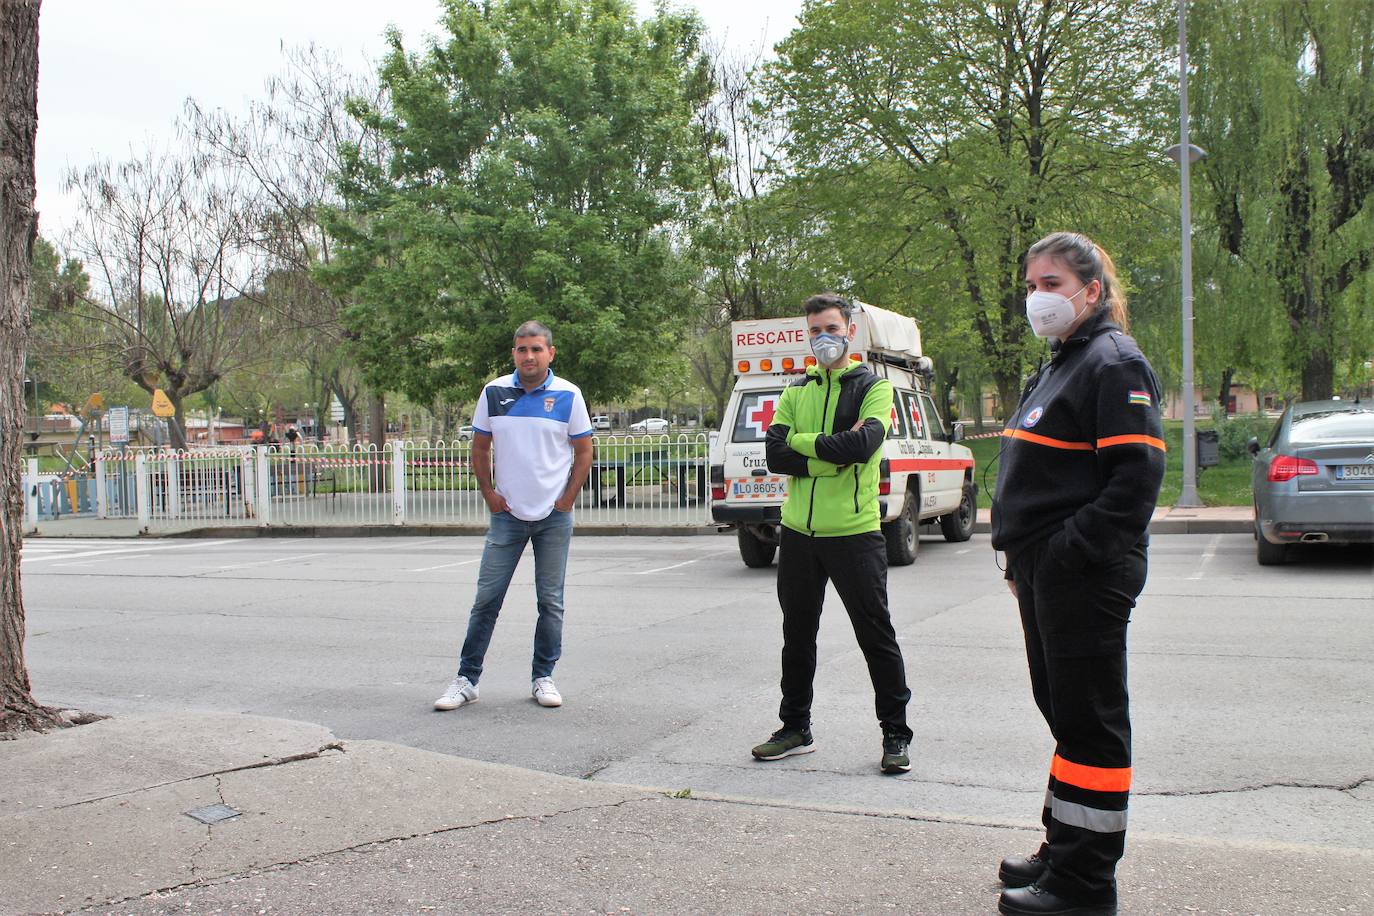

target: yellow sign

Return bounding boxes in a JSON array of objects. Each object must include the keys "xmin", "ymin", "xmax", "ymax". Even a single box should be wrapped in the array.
[
  {"xmin": 151, "ymin": 389, "xmax": 176, "ymax": 418},
  {"xmin": 81, "ymin": 393, "xmax": 106, "ymax": 418}
]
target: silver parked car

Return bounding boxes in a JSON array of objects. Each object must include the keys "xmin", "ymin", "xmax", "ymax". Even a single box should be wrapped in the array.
[{"xmin": 1249, "ymin": 399, "xmax": 1374, "ymax": 565}]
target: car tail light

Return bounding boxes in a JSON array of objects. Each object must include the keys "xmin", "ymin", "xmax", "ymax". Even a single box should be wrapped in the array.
[
  {"xmin": 1268, "ymin": 455, "xmax": 1318, "ymax": 482},
  {"xmin": 878, "ymin": 458, "xmax": 891, "ymax": 496},
  {"xmin": 710, "ymin": 464, "xmax": 726, "ymax": 501}
]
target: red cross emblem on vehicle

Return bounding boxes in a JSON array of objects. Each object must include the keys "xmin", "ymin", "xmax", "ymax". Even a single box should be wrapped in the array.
[
  {"xmin": 748, "ymin": 396, "xmax": 778, "ymax": 436},
  {"xmin": 908, "ymin": 400, "xmax": 922, "ymax": 435}
]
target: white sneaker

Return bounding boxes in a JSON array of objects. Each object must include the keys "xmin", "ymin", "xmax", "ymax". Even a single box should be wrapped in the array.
[
  {"xmin": 531, "ymin": 677, "xmax": 562, "ymax": 707},
  {"xmin": 434, "ymin": 675, "xmax": 479, "ymax": 710}
]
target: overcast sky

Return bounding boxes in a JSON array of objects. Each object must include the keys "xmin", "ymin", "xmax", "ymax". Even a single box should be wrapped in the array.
[{"xmin": 35, "ymin": 0, "xmax": 802, "ymax": 241}]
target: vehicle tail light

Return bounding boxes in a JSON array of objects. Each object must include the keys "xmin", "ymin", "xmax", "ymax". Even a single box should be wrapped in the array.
[
  {"xmin": 878, "ymin": 458, "xmax": 891, "ymax": 496},
  {"xmin": 710, "ymin": 464, "xmax": 726, "ymax": 501},
  {"xmin": 1268, "ymin": 455, "xmax": 1318, "ymax": 482}
]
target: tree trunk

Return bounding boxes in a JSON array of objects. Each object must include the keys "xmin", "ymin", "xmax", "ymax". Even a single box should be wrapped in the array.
[
  {"xmin": 168, "ymin": 394, "xmax": 188, "ymax": 450},
  {"xmin": 1301, "ymin": 346, "xmax": 1334, "ymax": 402},
  {"xmin": 1, "ymin": 0, "xmax": 62, "ymax": 734},
  {"xmin": 367, "ymin": 392, "xmax": 387, "ymax": 490},
  {"xmin": 1217, "ymin": 367, "xmax": 1235, "ymax": 413}
]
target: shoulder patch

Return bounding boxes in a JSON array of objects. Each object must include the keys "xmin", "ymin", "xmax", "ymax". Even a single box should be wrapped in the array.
[{"xmin": 1128, "ymin": 390, "xmax": 1152, "ymax": 407}]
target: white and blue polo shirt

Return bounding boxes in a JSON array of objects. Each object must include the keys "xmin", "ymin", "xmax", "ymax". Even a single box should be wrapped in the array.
[{"xmin": 472, "ymin": 369, "xmax": 593, "ymax": 521}]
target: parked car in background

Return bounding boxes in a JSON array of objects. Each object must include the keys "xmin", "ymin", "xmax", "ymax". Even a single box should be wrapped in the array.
[
  {"xmin": 455, "ymin": 425, "xmax": 475, "ymax": 441},
  {"xmin": 1249, "ymin": 399, "xmax": 1374, "ymax": 565},
  {"xmin": 591, "ymin": 415, "xmax": 612, "ymax": 431},
  {"xmin": 629, "ymin": 417, "xmax": 670, "ymax": 434}
]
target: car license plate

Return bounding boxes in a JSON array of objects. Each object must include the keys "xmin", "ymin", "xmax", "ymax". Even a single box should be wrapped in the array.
[
  {"xmin": 731, "ymin": 479, "xmax": 785, "ymax": 497},
  {"xmin": 1336, "ymin": 464, "xmax": 1374, "ymax": 480}
]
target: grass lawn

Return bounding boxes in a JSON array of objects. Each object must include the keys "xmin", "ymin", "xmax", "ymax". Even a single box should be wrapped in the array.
[{"xmin": 958, "ymin": 418, "xmax": 1264, "ymax": 507}]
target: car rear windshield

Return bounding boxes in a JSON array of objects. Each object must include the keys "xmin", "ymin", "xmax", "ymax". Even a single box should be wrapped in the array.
[{"xmin": 1290, "ymin": 410, "xmax": 1374, "ymax": 443}]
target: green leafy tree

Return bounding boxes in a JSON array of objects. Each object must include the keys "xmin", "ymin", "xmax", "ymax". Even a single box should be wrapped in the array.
[
  {"xmin": 322, "ymin": 0, "xmax": 713, "ymax": 405},
  {"xmin": 1190, "ymin": 0, "xmax": 1374, "ymax": 401},
  {"xmin": 762, "ymin": 0, "xmax": 1172, "ymax": 417}
]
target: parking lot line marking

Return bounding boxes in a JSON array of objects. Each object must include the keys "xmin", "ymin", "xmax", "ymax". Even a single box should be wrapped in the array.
[
  {"xmin": 21, "ymin": 540, "xmax": 235, "ymax": 563},
  {"xmin": 633, "ymin": 550, "xmax": 732, "ymax": 575},
  {"xmin": 1188, "ymin": 534, "xmax": 1222, "ymax": 580},
  {"xmin": 409, "ymin": 558, "xmax": 481, "ymax": 572},
  {"xmin": 210, "ymin": 553, "xmax": 326, "ymax": 571}
]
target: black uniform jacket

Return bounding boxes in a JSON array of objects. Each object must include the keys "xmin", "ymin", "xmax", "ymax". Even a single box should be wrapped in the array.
[{"xmin": 991, "ymin": 309, "xmax": 1166, "ymax": 570}]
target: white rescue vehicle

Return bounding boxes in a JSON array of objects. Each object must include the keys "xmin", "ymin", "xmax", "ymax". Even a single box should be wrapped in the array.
[{"xmin": 709, "ymin": 302, "xmax": 977, "ymax": 568}]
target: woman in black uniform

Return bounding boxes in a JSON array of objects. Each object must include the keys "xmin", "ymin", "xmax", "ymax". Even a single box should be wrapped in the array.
[{"xmin": 992, "ymin": 232, "xmax": 1166, "ymax": 916}]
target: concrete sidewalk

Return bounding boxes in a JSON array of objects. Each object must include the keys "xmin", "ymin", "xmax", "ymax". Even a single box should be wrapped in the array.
[
  {"xmin": 3, "ymin": 713, "xmax": 1367, "ymax": 915},
  {"xmin": 24, "ymin": 505, "xmax": 1256, "ymax": 539}
]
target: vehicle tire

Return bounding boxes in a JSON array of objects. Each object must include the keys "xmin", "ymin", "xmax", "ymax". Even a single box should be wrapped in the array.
[
  {"xmin": 940, "ymin": 483, "xmax": 977, "ymax": 542},
  {"xmin": 1255, "ymin": 527, "xmax": 1288, "ymax": 566},
  {"xmin": 883, "ymin": 490, "xmax": 919, "ymax": 566},
  {"xmin": 738, "ymin": 527, "xmax": 777, "ymax": 568}
]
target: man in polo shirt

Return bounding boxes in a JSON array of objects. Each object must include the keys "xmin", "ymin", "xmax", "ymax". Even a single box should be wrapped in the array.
[{"xmin": 435, "ymin": 321, "xmax": 594, "ymax": 711}]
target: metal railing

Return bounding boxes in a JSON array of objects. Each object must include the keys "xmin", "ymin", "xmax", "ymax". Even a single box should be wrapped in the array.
[{"xmin": 53, "ymin": 434, "xmax": 712, "ymax": 532}]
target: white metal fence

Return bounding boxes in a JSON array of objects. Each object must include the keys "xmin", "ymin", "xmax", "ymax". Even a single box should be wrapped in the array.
[{"xmin": 40, "ymin": 435, "xmax": 712, "ymax": 531}]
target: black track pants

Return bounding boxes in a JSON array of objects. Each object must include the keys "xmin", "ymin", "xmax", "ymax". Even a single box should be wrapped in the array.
[
  {"xmin": 1009, "ymin": 537, "xmax": 1147, "ymax": 908},
  {"xmin": 776, "ymin": 525, "xmax": 912, "ymax": 740}
]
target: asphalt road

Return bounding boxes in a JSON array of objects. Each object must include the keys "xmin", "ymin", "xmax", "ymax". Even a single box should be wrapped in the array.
[{"xmin": 20, "ymin": 531, "xmax": 1374, "ymax": 858}]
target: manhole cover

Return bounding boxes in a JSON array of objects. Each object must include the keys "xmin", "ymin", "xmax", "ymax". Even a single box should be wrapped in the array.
[{"xmin": 185, "ymin": 803, "xmax": 241, "ymax": 825}]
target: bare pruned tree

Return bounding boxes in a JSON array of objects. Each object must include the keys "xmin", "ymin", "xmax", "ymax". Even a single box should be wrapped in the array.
[
  {"xmin": 187, "ymin": 44, "xmax": 390, "ymax": 444},
  {"xmin": 63, "ymin": 144, "xmax": 268, "ymax": 449}
]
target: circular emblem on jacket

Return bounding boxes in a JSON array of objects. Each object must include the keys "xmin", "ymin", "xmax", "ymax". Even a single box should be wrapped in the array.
[{"xmin": 1023, "ymin": 406, "xmax": 1044, "ymax": 428}]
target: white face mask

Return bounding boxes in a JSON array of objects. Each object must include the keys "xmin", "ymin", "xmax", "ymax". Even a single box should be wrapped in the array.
[
  {"xmin": 1025, "ymin": 284, "xmax": 1088, "ymax": 339},
  {"xmin": 810, "ymin": 332, "xmax": 849, "ymax": 366}
]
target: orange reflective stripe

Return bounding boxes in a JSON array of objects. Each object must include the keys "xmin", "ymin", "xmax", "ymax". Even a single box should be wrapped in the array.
[
  {"xmin": 1001, "ymin": 429, "xmax": 1094, "ymax": 451},
  {"xmin": 1051, "ymin": 754, "xmax": 1132, "ymax": 792},
  {"xmin": 1097, "ymin": 434, "xmax": 1167, "ymax": 452}
]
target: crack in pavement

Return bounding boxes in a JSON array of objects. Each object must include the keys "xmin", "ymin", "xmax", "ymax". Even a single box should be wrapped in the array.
[
  {"xmin": 186, "ymin": 777, "xmax": 226, "ymax": 878},
  {"xmin": 54, "ymin": 742, "xmax": 346, "ymax": 809},
  {"xmin": 1140, "ymin": 775, "xmax": 1374, "ymax": 799},
  {"xmin": 596, "ymin": 761, "xmax": 1374, "ymax": 803},
  {"xmin": 75, "ymin": 793, "xmax": 660, "ymax": 913}
]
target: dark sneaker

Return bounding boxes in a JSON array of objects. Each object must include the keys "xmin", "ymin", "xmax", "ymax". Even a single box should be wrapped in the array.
[
  {"xmin": 880, "ymin": 734, "xmax": 911, "ymax": 774},
  {"xmin": 751, "ymin": 728, "xmax": 815, "ymax": 760}
]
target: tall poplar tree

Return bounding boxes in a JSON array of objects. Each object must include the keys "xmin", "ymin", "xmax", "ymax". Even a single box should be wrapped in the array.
[
  {"xmin": 1, "ymin": 0, "xmax": 61, "ymax": 733},
  {"xmin": 1190, "ymin": 0, "xmax": 1374, "ymax": 400}
]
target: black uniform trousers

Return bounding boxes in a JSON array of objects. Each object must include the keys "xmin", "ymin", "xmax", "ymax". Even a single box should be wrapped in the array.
[
  {"xmin": 1008, "ymin": 537, "xmax": 1147, "ymax": 907},
  {"xmin": 776, "ymin": 525, "xmax": 913, "ymax": 741}
]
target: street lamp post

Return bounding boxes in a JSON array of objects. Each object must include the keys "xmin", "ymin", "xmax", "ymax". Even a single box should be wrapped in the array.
[{"xmin": 1167, "ymin": 0, "xmax": 1206, "ymax": 509}]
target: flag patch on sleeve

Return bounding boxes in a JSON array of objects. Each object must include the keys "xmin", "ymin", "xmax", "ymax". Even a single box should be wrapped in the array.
[{"xmin": 1128, "ymin": 390, "xmax": 1152, "ymax": 407}]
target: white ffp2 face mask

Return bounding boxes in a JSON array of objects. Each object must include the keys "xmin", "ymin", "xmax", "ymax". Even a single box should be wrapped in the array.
[
  {"xmin": 810, "ymin": 333, "xmax": 848, "ymax": 366},
  {"xmin": 1025, "ymin": 285, "xmax": 1087, "ymax": 339}
]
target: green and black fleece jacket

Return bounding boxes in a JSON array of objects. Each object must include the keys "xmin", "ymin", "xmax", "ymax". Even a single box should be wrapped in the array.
[
  {"xmin": 765, "ymin": 361, "xmax": 893, "ymax": 537},
  {"xmin": 991, "ymin": 309, "xmax": 1167, "ymax": 570}
]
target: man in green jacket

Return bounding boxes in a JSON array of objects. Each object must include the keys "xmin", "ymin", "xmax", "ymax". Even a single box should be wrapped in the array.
[{"xmin": 751, "ymin": 293, "xmax": 913, "ymax": 775}]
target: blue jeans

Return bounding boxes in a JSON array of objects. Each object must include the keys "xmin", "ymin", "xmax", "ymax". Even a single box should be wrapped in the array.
[{"xmin": 458, "ymin": 509, "xmax": 574, "ymax": 684}]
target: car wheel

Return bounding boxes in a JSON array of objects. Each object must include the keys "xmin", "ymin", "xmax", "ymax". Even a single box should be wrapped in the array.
[
  {"xmin": 1256, "ymin": 529, "xmax": 1288, "ymax": 566},
  {"xmin": 883, "ymin": 489, "xmax": 919, "ymax": 566},
  {"xmin": 940, "ymin": 483, "xmax": 976, "ymax": 542},
  {"xmin": 737, "ymin": 527, "xmax": 777, "ymax": 568}
]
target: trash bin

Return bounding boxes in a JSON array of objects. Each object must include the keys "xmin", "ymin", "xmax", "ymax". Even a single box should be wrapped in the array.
[{"xmin": 1196, "ymin": 429, "xmax": 1219, "ymax": 468}]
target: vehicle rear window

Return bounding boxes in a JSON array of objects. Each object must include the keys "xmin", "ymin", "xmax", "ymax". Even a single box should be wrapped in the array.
[
  {"xmin": 733, "ymin": 390, "xmax": 783, "ymax": 443},
  {"xmin": 1289, "ymin": 411, "xmax": 1374, "ymax": 443}
]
